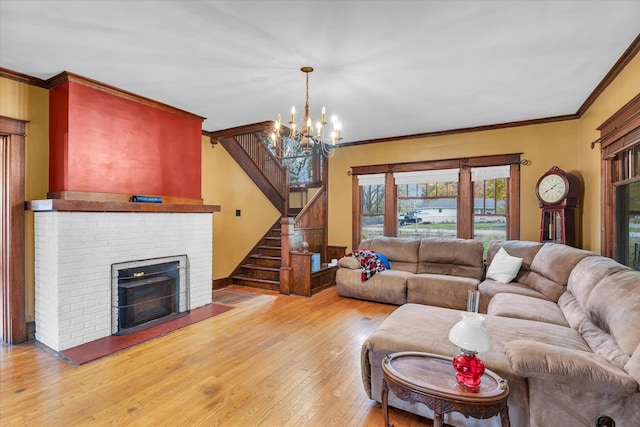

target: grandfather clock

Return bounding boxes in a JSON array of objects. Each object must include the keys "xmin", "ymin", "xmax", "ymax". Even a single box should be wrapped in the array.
[{"xmin": 535, "ymin": 166, "xmax": 581, "ymax": 247}]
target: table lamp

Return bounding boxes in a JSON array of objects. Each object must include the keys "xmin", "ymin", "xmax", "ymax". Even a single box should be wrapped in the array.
[{"xmin": 448, "ymin": 311, "xmax": 492, "ymax": 390}]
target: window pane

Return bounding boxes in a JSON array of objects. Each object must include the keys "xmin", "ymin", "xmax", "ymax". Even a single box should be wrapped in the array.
[
  {"xmin": 473, "ymin": 177, "xmax": 508, "ymax": 249},
  {"xmin": 618, "ymin": 181, "xmax": 640, "ymax": 270},
  {"xmin": 398, "ymin": 178, "xmax": 458, "ymax": 239},
  {"xmin": 362, "ymin": 184, "xmax": 385, "ymax": 240}
]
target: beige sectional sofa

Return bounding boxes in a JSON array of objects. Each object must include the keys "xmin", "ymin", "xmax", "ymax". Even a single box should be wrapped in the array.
[
  {"xmin": 336, "ymin": 236, "xmax": 485, "ymax": 309},
  {"xmin": 337, "ymin": 237, "xmax": 640, "ymax": 427}
]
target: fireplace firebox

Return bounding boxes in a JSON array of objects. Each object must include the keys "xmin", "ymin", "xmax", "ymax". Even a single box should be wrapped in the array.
[{"xmin": 116, "ymin": 261, "xmax": 184, "ymax": 334}]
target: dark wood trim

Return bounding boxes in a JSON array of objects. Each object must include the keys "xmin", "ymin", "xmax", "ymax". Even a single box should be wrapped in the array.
[
  {"xmin": 578, "ymin": 34, "xmax": 640, "ymax": 117},
  {"xmin": 599, "ymin": 95, "xmax": 640, "ymax": 257},
  {"xmin": 1, "ymin": 116, "xmax": 27, "ymax": 344},
  {"xmin": 0, "ymin": 68, "xmax": 48, "ymax": 88},
  {"xmin": 25, "ymin": 321, "xmax": 36, "ymax": 341},
  {"xmin": 212, "ymin": 278, "xmax": 231, "ymax": 291},
  {"xmin": 26, "ymin": 199, "xmax": 220, "ymax": 213},
  {"xmin": 46, "ymin": 190, "xmax": 204, "ymax": 205},
  {"xmin": 45, "ymin": 71, "xmax": 206, "ymax": 122},
  {"xmin": 384, "ymin": 172, "xmax": 396, "ymax": 236},
  {"xmin": 279, "ymin": 217, "xmax": 295, "ymax": 295},
  {"xmin": 598, "ymin": 94, "xmax": 640, "ymax": 155},
  {"xmin": 339, "ymin": 115, "xmax": 578, "ymax": 148},
  {"xmin": 206, "ymin": 121, "xmax": 274, "ymax": 142},
  {"xmin": 352, "ymin": 174, "xmax": 362, "ymax": 250},
  {"xmin": 458, "ymin": 167, "xmax": 473, "ymax": 239},
  {"xmin": 351, "ymin": 153, "xmax": 523, "ymax": 176},
  {"xmin": 508, "ymin": 163, "xmax": 521, "ymax": 240}
]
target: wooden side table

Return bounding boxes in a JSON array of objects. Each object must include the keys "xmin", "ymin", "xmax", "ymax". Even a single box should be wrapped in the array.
[
  {"xmin": 290, "ymin": 251, "xmax": 338, "ymax": 297},
  {"xmin": 381, "ymin": 351, "xmax": 509, "ymax": 427}
]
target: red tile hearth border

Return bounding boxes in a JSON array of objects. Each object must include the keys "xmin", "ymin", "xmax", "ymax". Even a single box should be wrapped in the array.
[{"xmin": 60, "ymin": 303, "xmax": 233, "ymax": 365}]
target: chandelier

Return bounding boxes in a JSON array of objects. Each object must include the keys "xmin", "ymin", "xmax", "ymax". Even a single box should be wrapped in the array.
[{"xmin": 272, "ymin": 66, "xmax": 342, "ymax": 158}]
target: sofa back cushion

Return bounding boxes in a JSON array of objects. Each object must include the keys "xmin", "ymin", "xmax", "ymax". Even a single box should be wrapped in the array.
[
  {"xmin": 416, "ymin": 237, "xmax": 484, "ymax": 280},
  {"xmin": 362, "ymin": 237, "xmax": 421, "ymax": 274},
  {"xmin": 567, "ymin": 256, "xmax": 630, "ymax": 311},
  {"xmin": 586, "ymin": 269, "xmax": 640, "ymax": 357},
  {"xmin": 486, "ymin": 240, "xmax": 543, "ymax": 283},
  {"xmin": 526, "ymin": 243, "xmax": 593, "ymax": 302}
]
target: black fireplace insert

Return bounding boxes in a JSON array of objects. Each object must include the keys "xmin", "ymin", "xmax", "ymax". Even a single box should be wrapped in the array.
[{"xmin": 117, "ymin": 261, "xmax": 181, "ymax": 333}]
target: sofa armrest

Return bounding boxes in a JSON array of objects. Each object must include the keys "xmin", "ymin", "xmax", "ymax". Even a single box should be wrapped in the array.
[{"xmin": 505, "ymin": 340, "xmax": 638, "ymax": 396}]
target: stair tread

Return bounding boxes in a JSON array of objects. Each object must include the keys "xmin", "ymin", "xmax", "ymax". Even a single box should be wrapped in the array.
[
  {"xmin": 241, "ymin": 264, "xmax": 280, "ymax": 271},
  {"xmin": 231, "ymin": 274, "xmax": 279, "ymax": 285},
  {"xmin": 250, "ymin": 254, "xmax": 281, "ymax": 260}
]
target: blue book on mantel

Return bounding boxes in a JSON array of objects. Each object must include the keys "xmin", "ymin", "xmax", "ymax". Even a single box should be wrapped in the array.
[{"xmin": 131, "ymin": 195, "xmax": 163, "ymax": 203}]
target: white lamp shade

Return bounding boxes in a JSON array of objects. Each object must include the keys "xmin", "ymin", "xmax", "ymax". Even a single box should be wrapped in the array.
[{"xmin": 448, "ymin": 312, "xmax": 492, "ymax": 353}]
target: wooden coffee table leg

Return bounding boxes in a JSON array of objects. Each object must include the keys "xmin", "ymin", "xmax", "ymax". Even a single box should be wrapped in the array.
[
  {"xmin": 433, "ymin": 411, "xmax": 443, "ymax": 427},
  {"xmin": 500, "ymin": 405, "xmax": 510, "ymax": 427},
  {"xmin": 381, "ymin": 378, "xmax": 392, "ymax": 427}
]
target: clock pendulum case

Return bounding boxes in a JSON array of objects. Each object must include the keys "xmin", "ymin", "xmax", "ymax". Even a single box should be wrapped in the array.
[{"xmin": 535, "ymin": 166, "xmax": 581, "ymax": 247}]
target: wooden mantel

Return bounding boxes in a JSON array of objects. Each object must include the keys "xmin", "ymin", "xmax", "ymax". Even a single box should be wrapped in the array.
[{"xmin": 26, "ymin": 199, "xmax": 220, "ymax": 213}]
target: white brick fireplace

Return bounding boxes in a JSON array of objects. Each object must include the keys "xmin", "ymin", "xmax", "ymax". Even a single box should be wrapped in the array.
[{"xmin": 33, "ymin": 211, "xmax": 213, "ymax": 351}]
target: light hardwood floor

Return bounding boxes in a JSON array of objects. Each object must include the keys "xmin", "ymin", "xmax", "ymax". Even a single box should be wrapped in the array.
[{"xmin": 1, "ymin": 286, "xmax": 431, "ymax": 426}]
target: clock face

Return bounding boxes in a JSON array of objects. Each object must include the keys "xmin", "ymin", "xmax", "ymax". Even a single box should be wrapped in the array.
[{"xmin": 537, "ymin": 174, "xmax": 567, "ymax": 204}]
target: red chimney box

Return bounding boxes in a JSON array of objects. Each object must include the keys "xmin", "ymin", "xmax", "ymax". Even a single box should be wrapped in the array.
[{"xmin": 48, "ymin": 72, "xmax": 204, "ymax": 200}]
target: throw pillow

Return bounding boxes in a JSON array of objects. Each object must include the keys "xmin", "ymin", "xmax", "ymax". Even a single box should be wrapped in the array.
[
  {"xmin": 486, "ymin": 247, "xmax": 523, "ymax": 284},
  {"xmin": 338, "ymin": 256, "xmax": 361, "ymax": 269},
  {"xmin": 376, "ymin": 253, "xmax": 391, "ymax": 269}
]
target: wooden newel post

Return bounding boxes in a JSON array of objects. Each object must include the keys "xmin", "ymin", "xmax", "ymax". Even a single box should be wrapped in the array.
[{"xmin": 279, "ymin": 216, "xmax": 295, "ymax": 295}]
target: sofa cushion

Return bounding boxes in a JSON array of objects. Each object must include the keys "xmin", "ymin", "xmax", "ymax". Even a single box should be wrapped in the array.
[
  {"xmin": 361, "ymin": 237, "xmax": 421, "ymax": 274},
  {"xmin": 406, "ymin": 274, "xmax": 479, "ymax": 310},
  {"xmin": 566, "ymin": 255, "xmax": 630, "ymax": 311},
  {"xmin": 526, "ymin": 243, "xmax": 593, "ymax": 302},
  {"xmin": 505, "ymin": 340, "xmax": 638, "ymax": 395},
  {"xmin": 487, "ymin": 240, "xmax": 543, "ymax": 284},
  {"xmin": 586, "ymin": 269, "xmax": 640, "ymax": 356},
  {"xmin": 488, "ymin": 293, "xmax": 569, "ymax": 327},
  {"xmin": 486, "ymin": 247, "xmax": 523, "ymax": 283},
  {"xmin": 477, "ymin": 279, "xmax": 549, "ymax": 313},
  {"xmin": 335, "ymin": 268, "xmax": 410, "ymax": 305},
  {"xmin": 416, "ymin": 237, "xmax": 484, "ymax": 280},
  {"xmin": 580, "ymin": 317, "xmax": 630, "ymax": 369}
]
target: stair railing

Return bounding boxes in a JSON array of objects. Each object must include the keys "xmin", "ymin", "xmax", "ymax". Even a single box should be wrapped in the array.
[{"xmin": 209, "ymin": 122, "xmax": 289, "ymax": 215}]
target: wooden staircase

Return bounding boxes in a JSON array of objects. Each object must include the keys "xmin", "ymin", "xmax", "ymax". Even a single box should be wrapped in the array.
[
  {"xmin": 208, "ymin": 121, "xmax": 334, "ymax": 294},
  {"xmin": 230, "ymin": 222, "xmax": 283, "ymax": 292}
]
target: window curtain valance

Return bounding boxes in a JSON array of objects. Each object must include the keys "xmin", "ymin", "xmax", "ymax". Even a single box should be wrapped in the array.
[
  {"xmin": 393, "ymin": 168, "xmax": 460, "ymax": 185},
  {"xmin": 357, "ymin": 173, "xmax": 386, "ymax": 186},
  {"xmin": 471, "ymin": 165, "xmax": 511, "ymax": 181}
]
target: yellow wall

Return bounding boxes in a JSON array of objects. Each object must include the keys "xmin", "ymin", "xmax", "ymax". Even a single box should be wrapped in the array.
[
  {"xmin": 328, "ymin": 53, "xmax": 640, "ymax": 254},
  {"xmin": 1, "ymin": 78, "xmax": 49, "ymax": 322},
  {"xmin": 201, "ymin": 137, "xmax": 280, "ymax": 280},
  {"xmin": 576, "ymin": 54, "xmax": 640, "ymax": 249},
  {"xmin": 2, "ymin": 50, "xmax": 638, "ymax": 319}
]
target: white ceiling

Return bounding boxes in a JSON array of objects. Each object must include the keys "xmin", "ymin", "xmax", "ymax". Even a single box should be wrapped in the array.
[{"xmin": 1, "ymin": 1, "xmax": 639, "ymax": 143}]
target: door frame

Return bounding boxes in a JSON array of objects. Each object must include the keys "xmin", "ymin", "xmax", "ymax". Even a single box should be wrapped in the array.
[{"xmin": 1, "ymin": 116, "xmax": 27, "ymax": 344}]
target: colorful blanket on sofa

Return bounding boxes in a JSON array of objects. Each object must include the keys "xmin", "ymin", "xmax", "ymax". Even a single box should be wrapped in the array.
[{"xmin": 347, "ymin": 250, "xmax": 387, "ymax": 281}]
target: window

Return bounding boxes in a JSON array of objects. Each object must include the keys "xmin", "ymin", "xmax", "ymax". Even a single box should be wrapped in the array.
[
  {"xmin": 359, "ymin": 174, "xmax": 385, "ymax": 241},
  {"xmin": 472, "ymin": 166, "xmax": 510, "ymax": 246},
  {"xmin": 616, "ymin": 180, "xmax": 640, "ymax": 270},
  {"xmin": 598, "ymin": 94, "xmax": 640, "ymax": 267},
  {"xmin": 350, "ymin": 154, "xmax": 521, "ymax": 249},
  {"xmin": 395, "ymin": 169, "xmax": 459, "ymax": 239},
  {"xmin": 279, "ymin": 136, "xmax": 313, "ymax": 183}
]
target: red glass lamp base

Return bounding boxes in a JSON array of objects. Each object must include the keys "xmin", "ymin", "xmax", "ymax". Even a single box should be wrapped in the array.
[{"xmin": 452, "ymin": 351, "xmax": 485, "ymax": 391}]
